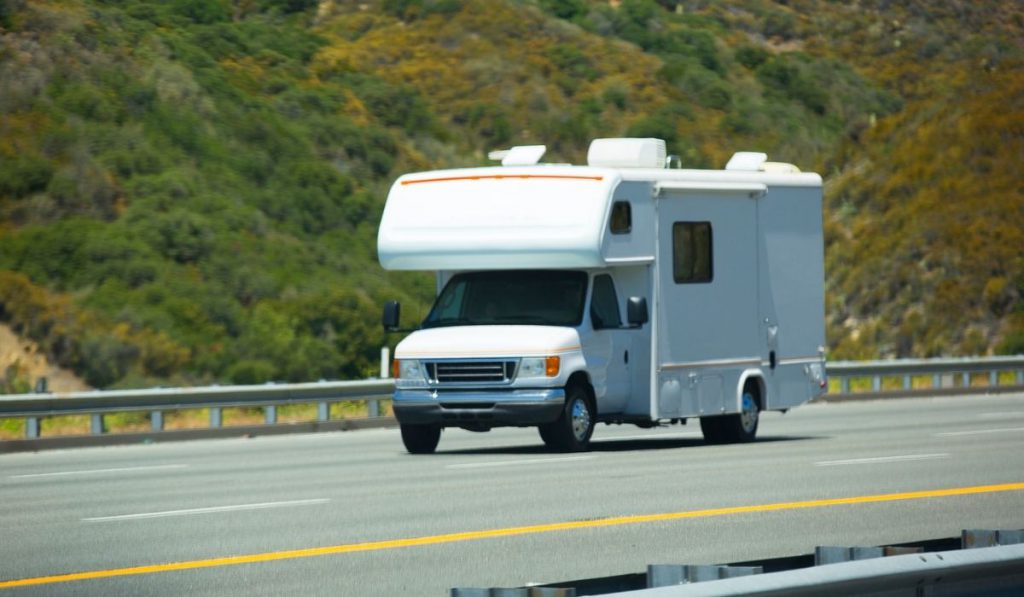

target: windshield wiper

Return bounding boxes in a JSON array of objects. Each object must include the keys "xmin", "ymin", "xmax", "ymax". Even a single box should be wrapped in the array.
[
  {"xmin": 493, "ymin": 315, "xmax": 555, "ymax": 325},
  {"xmin": 424, "ymin": 316, "xmax": 557, "ymax": 328},
  {"xmin": 422, "ymin": 318, "xmax": 469, "ymax": 329}
]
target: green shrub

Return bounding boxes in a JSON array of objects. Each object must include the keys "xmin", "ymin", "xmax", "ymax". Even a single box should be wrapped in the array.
[
  {"xmin": 226, "ymin": 359, "xmax": 277, "ymax": 384},
  {"xmin": 259, "ymin": 0, "xmax": 319, "ymax": 15},
  {"xmin": 170, "ymin": 0, "xmax": 231, "ymax": 24},
  {"xmin": 464, "ymin": 102, "xmax": 513, "ymax": 146},
  {"xmin": 141, "ymin": 210, "xmax": 215, "ymax": 264},
  {"xmin": 735, "ymin": 46, "xmax": 769, "ymax": 70},
  {"xmin": 540, "ymin": 0, "xmax": 587, "ymax": 20},
  {"xmin": 0, "ymin": 154, "xmax": 53, "ymax": 199},
  {"xmin": 763, "ymin": 10, "xmax": 796, "ymax": 40}
]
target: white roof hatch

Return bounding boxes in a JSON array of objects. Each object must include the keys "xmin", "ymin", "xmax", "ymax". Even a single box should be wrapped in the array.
[
  {"xmin": 725, "ymin": 151, "xmax": 801, "ymax": 173},
  {"xmin": 587, "ymin": 138, "xmax": 667, "ymax": 169},
  {"xmin": 488, "ymin": 145, "xmax": 547, "ymax": 167}
]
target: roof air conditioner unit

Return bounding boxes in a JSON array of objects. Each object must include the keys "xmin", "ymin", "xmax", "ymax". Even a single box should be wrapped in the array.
[{"xmin": 587, "ymin": 138, "xmax": 667, "ymax": 169}]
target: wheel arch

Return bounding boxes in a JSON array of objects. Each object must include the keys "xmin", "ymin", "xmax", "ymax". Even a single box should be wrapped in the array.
[
  {"xmin": 735, "ymin": 369, "xmax": 765, "ymax": 412},
  {"xmin": 566, "ymin": 370, "xmax": 597, "ymax": 415}
]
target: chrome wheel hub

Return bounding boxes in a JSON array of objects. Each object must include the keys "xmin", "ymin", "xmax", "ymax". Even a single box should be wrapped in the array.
[
  {"xmin": 740, "ymin": 392, "xmax": 758, "ymax": 433},
  {"xmin": 571, "ymin": 398, "xmax": 591, "ymax": 441}
]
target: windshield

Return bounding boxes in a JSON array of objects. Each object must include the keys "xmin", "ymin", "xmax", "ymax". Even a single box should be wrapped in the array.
[{"xmin": 422, "ymin": 270, "xmax": 587, "ymax": 328}]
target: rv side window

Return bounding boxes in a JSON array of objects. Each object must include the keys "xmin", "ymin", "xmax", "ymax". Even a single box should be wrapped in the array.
[
  {"xmin": 610, "ymin": 201, "xmax": 631, "ymax": 234},
  {"xmin": 590, "ymin": 275, "xmax": 622, "ymax": 329},
  {"xmin": 672, "ymin": 222, "xmax": 713, "ymax": 283}
]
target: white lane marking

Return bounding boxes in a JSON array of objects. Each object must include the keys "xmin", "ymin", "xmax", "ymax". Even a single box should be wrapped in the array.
[
  {"xmin": 82, "ymin": 498, "xmax": 330, "ymax": 522},
  {"xmin": 975, "ymin": 412, "xmax": 1024, "ymax": 419},
  {"xmin": 445, "ymin": 455, "xmax": 595, "ymax": 470},
  {"xmin": 815, "ymin": 454, "xmax": 949, "ymax": 467},
  {"xmin": 601, "ymin": 431, "xmax": 702, "ymax": 442},
  {"xmin": 935, "ymin": 426, "xmax": 1024, "ymax": 437},
  {"xmin": 9, "ymin": 464, "xmax": 189, "ymax": 480}
]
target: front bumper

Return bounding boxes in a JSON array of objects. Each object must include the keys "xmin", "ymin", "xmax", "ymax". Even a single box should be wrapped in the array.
[{"xmin": 392, "ymin": 388, "xmax": 566, "ymax": 427}]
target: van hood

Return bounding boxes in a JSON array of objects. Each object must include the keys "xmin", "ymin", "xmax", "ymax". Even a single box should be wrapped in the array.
[{"xmin": 395, "ymin": 326, "xmax": 582, "ymax": 359}]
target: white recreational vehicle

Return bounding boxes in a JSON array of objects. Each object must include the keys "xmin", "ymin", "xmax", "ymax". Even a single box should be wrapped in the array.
[{"xmin": 378, "ymin": 138, "xmax": 826, "ymax": 454}]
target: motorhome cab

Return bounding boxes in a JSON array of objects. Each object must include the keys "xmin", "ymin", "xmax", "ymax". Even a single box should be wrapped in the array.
[{"xmin": 378, "ymin": 138, "xmax": 826, "ymax": 454}]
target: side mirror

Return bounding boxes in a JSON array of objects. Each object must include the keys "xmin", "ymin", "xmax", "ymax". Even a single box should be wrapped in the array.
[
  {"xmin": 382, "ymin": 300, "xmax": 401, "ymax": 331},
  {"xmin": 627, "ymin": 296, "xmax": 648, "ymax": 327}
]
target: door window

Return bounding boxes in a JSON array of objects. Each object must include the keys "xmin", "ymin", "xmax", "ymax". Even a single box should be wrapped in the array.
[
  {"xmin": 672, "ymin": 221, "xmax": 713, "ymax": 283},
  {"xmin": 590, "ymin": 275, "xmax": 622, "ymax": 329}
]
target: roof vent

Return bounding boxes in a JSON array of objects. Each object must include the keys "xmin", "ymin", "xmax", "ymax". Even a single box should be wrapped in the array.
[
  {"xmin": 488, "ymin": 145, "xmax": 547, "ymax": 166},
  {"xmin": 725, "ymin": 152, "xmax": 801, "ymax": 173},
  {"xmin": 587, "ymin": 138, "xmax": 666, "ymax": 169},
  {"xmin": 761, "ymin": 161, "xmax": 801, "ymax": 173},
  {"xmin": 725, "ymin": 152, "xmax": 768, "ymax": 171}
]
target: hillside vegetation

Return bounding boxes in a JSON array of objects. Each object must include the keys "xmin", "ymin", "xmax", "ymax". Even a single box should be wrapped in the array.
[{"xmin": 0, "ymin": 0, "xmax": 1021, "ymax": 390}]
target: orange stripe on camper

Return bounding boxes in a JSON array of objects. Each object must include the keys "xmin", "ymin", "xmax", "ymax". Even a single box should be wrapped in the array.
[{"xmin": 401, "ymin": 174, "xmax": 604, "ymax": 185}]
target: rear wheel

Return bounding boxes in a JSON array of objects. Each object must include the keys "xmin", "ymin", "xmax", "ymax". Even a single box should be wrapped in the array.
[
  {"xmin": 539, "ymin": 384, "xmax": 595, "ymax": 452},
  {"xmin": 400, "ymin": 424, "xmax": 441, "ymax": 454},
  {"xmin": 700, "ymin": 389, "xmax": 759, "ymax": 444}
]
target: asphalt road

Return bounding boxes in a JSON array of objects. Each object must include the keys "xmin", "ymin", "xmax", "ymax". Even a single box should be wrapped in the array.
[{"xmin": 2, "ymin": 394, "xmax": 1023, "ymax": 596}]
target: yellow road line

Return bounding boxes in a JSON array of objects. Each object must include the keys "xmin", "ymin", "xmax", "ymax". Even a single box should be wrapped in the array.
[{"xmin": 3, "ymin": 481, "xmax": 1023, "ymax": 589}]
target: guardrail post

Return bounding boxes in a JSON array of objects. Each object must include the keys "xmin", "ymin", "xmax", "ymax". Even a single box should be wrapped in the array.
[
  {"xmin": 903, "ymin": 375, "xmax": 912, "ymax": 390},
  {"xmin": 872, "ymin": 375, "xmax": 881, "ymax": 392},
  {"xmin": 90, "ymin": 414, "xmax": 105, "ymax": 435},
  {"xmin": 26, "ymin": 417, "xmax": 40, "ymax": 439},
  {"xmin": 816, "ymin": 546, "xmax": 884, "ymax": 564},
  {"xmin": 989, "ymin": 370, "xmax": 998, "ymax": 387},
  {"xmin": 265, "ymin": 405, "xmax": 277, "ymax": 424},
  {"xmin": 961, "ymin": 372, "xmax": 970, "ymax": 387},
  {"xmin": 647, "ymin": 564, "xmax": 762, "ymax": 587},
  {"xmin": 151, "ymin": 411, "xmax": 164, "ymax": 432},
  {"xmin": 647, "ymin": 565, "xmax": 688, "ymax": 587},
  {"xmin": 933, "ymin": 373, "xmax": 941, "ymax": 388},
  {"xmin": 963, "ymin": 529, "xmax": 1024, "ymax": 548},
  {"xmin": 451, "ymin": 588, "xmax": 575, "ymax": 596},
  {"xmin": 1018, "ymin": 370, "xmax": 1024, "ymax": 385},
  {"xmin": 840, "ymin": 377, "xmax": 850, "ymax": 393},
  {"xmin": 374, "ymin": 346, "xmax": 389, "ymax": 418},
  {"xmin": 210, "ymin": 407, "xmax": 222, "ymax": 429},
  {"xmin": 318, "ymin": 402, "xmax": 329, "ymax": 422}
]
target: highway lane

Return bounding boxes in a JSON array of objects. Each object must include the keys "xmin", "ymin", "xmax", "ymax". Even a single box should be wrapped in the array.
[{"xmin": 1, "ymin": 393, "xmax": 1023, "ymax": 596}]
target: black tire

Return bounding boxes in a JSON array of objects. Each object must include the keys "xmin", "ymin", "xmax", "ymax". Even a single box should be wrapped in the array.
[
  {"xmin": 400, "ymin": 424, "xmax": 441, "ymax": 454},
  {"xmin": 538, "ymin": 384, "xmax": 595, "ymax": 452},
  {"xmin": 700, "ymin": 389, "xmax": 759, "ymax": 444},
  {"xmin": 538, "ymin": 422, "xmax": 559, "ymax": 446}
]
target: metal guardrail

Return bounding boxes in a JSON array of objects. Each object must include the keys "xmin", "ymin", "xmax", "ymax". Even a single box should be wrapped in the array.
[
  {"xmin": 452, "ymin": 529, "xmax": 1024, "ymax": 595},
  {"xmin": 825, "ymin": 355, "xmax": 1024, "ymax": 399},
  {"xmin": 1, "ymin": 356, "xmax": 1023, "ymax": 442},
  {"xmin": 0, "ymin": 379, "xmax": 395, "ymax": 439},
  {"xmin": 672, "ymin": 543, "xmax": 1024, "ymax": 597}
]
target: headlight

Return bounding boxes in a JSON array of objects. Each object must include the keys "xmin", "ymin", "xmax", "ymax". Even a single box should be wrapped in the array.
[
  {"xmin": 519, "ymin": 356, "xmax": 560, "ymax": 379},
  {"xmin": 394, "ymin": 359, "xmax": 427, "ymax": 387}
]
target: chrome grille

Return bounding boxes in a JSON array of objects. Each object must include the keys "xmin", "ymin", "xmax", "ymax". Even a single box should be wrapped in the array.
[{"xmin": 426, "ymin": 361, "xmax": 516, "ymax": 384}]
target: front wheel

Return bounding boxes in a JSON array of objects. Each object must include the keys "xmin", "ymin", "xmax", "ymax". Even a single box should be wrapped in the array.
[
  {"xmin": 700, "ymin": 390, "xmax": 759, "ymax": 444},
  {"xmin": 539, "ymin": 385, "xmax": 595, "ymax": 452},
  {"xmin": 400, "ymin": 424, "xmax": 441, "ymax": 454}
]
